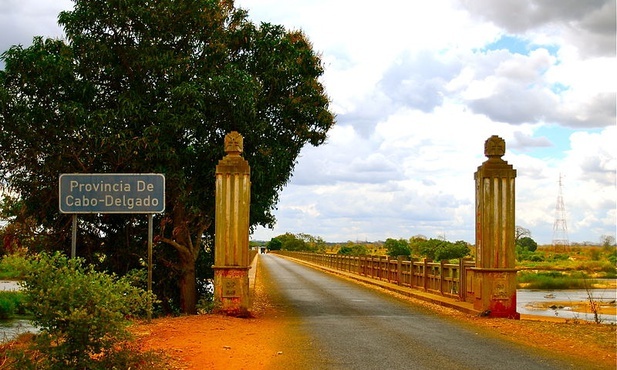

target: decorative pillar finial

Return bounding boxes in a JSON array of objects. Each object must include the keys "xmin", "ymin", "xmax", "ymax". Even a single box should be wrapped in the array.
[
  {"xmin": 484, "ymin": 135, "xmax": 506, "ymax": 160},
  {"xmin": 224, "ymin": 131, "xmax": 243, "ymax": 155}
]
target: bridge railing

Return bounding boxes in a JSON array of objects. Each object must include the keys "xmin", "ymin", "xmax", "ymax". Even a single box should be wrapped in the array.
[{"xmin": 274, "ymin": 251, "xmax": 475, "ymax": 301}]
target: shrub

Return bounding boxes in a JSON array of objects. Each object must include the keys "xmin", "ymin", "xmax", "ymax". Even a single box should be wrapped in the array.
[
  {"xmin": 0, "ymin": 291, "xmax": 27, "ymax": 319},
  {"xmin": 0, "ymin": 295, "xmax": 16, "ymax": 319},
  {"xmin": 0, "ymin": 252, "xmax": 30, "ymax": 280},
  {"xmin": 547, "ymin": 253, "xmax": 570, "ymax": 262},
  {"xmin": 7, "ymin": 252, "xmax": 157, "ymax": 369},
  {"xmin": 338, "ymin": 244, "xmax": 369, "ymax": 256}
]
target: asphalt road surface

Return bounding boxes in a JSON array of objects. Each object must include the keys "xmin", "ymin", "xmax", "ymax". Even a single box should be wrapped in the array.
[{"xmin": 260, "ymin": 254, "xmax": 578, "ymax": 370}]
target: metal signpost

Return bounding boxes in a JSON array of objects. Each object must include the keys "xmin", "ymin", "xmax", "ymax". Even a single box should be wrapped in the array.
[{"xmin": 59, "ymin": 173, "xmax": 165, "ymax": 320}]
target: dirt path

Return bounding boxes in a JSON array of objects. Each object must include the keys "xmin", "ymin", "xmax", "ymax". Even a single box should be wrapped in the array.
[
  {"xmin": 133, "ymin": 258, "xmax": 317, "ymax": 370},
  {"xmin": 133, "ymin": 257, "xmax": 617, "ymax": 369}
]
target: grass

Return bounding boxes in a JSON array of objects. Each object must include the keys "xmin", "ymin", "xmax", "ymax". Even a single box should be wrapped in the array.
[{"xmin": 517, "ymin": 271, "xmax": 598, "ymax": 289}]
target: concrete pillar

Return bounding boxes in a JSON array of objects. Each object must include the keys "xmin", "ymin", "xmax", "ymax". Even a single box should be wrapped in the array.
[
  {"xmin": 213, "ymin": 131, "xmax": 251, "ymax": 316},
  {"xmin": 472, "ymin": 135, "xmax": 520, "ymax": 319}
]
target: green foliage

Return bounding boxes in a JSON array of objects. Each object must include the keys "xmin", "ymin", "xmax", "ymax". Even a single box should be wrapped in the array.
[
  {"xmin": 275, "ymin": 233, "xmax": 326, "ymax": 252},
  {"xmin": 384, "ymin": 238, "xmax": 411, "ymax": 257},
  {"xmin": 547, "ymin": 253, "xmax": 570, "ymax": 262},
  {"xmin": 516, "ymin": 250, "xmax": 544, "ymax": 262},
  {"xmin": 0, "ymin": 252, "xmax": 30, "ymax": 279},
  {"xmin": 517, "ymin": 236, "xmax": 538, "ymax": 252},
  {"xmin": 267, "ymin": 237, "xmax": 282, "ymax": 251},
  {"xmin": 417, "ymin": 238, "xmax": 470, "ymax": 260},
  {"xmin": 0, "ymin": 0, "xmax": 334, "ymax": 314},
  {"xmin": 337, "ymin": 243, "xmax": 369, "ymax": 256},
  {"xmin": 608, "ymin": 249, "xmax": 617, "ymax": 265},
  {"xmin": 276, "ymin": 233, "xmax": 307, "ymax": 251},
  {"xmin": 0, "ymin": 291, "xmax": 27, "ymax": 319},
  {"xmin": 517, "ymin": 271, "xmax": 596, "ymax": 289},
  {"xmin": 408, "ymin": 236, "xmax": 427, "ymax": 256},
  {"xmin": 5, "ymin": 252, "xmax": 156, "ymax": 369}
]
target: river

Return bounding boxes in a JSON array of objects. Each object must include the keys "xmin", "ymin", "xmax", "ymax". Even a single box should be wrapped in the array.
[
  {"xmin": 0, "ymin": 281, "xmax": 615, "ymax": 343},
  {"xmin": 0, "ymin": 281, "xmax": 39, "ymax": 343},
  {"xmin": 517, "ymin": 287, "xmax": 617, "ymax": 323}
]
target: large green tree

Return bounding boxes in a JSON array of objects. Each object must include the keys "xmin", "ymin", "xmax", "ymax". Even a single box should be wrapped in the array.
[{"xmin": 0, "ymin": 0, "xmax": 334, "ymax": 313}]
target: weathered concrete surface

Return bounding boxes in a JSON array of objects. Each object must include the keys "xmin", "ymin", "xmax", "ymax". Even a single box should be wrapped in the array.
[
  {"xmin": 472, "ymin": 135, "xmax": 519, "ymax": 319},
  {"xmin": 213, "ymin": 131, "xmax": 251, "ymax": 315}
]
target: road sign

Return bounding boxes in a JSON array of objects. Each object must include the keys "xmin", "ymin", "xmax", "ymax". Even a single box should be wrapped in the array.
[{"xmin": 59, "ymin": 173, "xmax": 165, "ymax": 214}]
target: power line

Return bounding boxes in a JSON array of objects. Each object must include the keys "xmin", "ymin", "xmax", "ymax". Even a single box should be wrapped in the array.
[{"xmin": 552, "ymin": 174, "xmax": 570, "ymax": 251}]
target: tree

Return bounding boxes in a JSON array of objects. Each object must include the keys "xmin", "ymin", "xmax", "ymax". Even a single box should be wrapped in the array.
[
  {"xmin": 337, "ymin": 242, "xmax": 368, "ymax": 256},
  {"xmin": 275, "ymin": 232, "xmax": 306, "ymax": 251},
  {"xmin": 515, "ymin": 226, "xmax": 531, "ymax": 243},
  {"xmin": 417, "ymin": 238, "xmax": 470, "ymax": 260},
  {"xmin": 600, "ymin": 235, "xmax": 616, "ymax": 248},
  {"xmin": 408, "ymin": 235, "xmax": 427, "ymax": 256},
  {"xmin": 296, "ymin": 232, "xmax": 327, "ymax": 253},
  {"xmin": 0, "ymin": 0, "xmax": 334, "ymax": 314},
  {"xmin": 517, "ymin": 236, "xmax": 538, "ymax": 252},
  {"xmin": 384, "ymin": 238, "xmax": 411, "ymax": 257},
  {"xmin": 266, "ymin": 237, "xmax": 282, "ymax": 251}
]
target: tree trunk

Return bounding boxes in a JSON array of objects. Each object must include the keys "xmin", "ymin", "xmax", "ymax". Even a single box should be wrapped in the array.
[
  {"xmin": 161, "ymin": 203, "xmax": 208, "ymax": 315},
  {"xmin": 178, "ymin": 255, "xmax": 198, "ymax": 314}
]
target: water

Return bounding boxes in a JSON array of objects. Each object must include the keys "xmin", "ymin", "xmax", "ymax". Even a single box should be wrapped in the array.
[
  {"xmin": 0, "ymin": 280, "xmax": 38, "ymax": 343},
  {"xmin": 517, "ymin": 288, "xmax": 617, "ymax": 323},
  {"xmin": 0, "ymin": 319, "xmax": 38, "ymax": 343}
]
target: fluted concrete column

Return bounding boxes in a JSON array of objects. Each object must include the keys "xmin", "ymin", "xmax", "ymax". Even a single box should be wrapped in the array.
[
  {"xmin": 213, "ymin": 131, "xmax": 251, "ymax": 316},
  {"xmin": 472, "ymin": 135, "xmax": 519, "ymax": 319}
]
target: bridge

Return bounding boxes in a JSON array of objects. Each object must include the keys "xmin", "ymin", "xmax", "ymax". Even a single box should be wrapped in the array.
[
  {"xmin": 251, "ymin": 253, "xmax": 579, "ymax": 370},
  {"xmin": 214, "ymin": 133, "xmax": 520, "ymax": 318}
]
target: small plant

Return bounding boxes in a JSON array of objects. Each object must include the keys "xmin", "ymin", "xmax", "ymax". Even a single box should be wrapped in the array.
[
  {"xmin": 582, "ymin": 278, "xmax": 603, "ymax": 324},
  {"xmin": 4, "ymin": 252, "xmax": 158, "ymax": 369}
]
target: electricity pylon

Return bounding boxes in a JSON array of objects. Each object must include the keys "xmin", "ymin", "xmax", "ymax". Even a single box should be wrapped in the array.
[{"xmin": 551, "ymin": 174, "xmax": 570, "ymax": 251}]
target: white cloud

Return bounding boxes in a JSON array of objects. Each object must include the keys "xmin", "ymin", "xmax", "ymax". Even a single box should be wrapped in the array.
[{"xmin": 2, "ymin": 0, "xmax": 615, "ymax": 245}]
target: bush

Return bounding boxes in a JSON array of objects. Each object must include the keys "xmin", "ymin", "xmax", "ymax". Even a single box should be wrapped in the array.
[
  {"xmin": 516, "ymin": 249, "xmax": 544, "ymax": 262},
  {"xmin": 6, "ymin": 252, "xmax": 157, "ymax": 369},
  {"xmin": 0, "ymin": 252, "xmax": 30, "ymax": 280},
  {"xmin": 0, "ymin": 295, "xmax": 16, "ymax": 320},
  {"xmin": 0, "ymin": 291, "xmax": 27, "ymax": 319},
  {"xmin": 338, "ymin": 244, "xmax": 369, "ymax": 256}
]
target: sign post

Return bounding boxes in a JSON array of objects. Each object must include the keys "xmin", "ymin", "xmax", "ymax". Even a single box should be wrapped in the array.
[{"xmin": 59, "ymin": 173, "xmax": 165, "ymax": 321}]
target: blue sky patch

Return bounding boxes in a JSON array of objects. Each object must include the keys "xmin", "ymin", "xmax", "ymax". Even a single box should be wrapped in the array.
[{"xmin": 482, "ymin": 35, "xmax": 558, "ymax": 57}]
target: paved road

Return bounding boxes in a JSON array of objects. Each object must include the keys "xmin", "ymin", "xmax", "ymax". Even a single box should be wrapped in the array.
[{"xmin": 260, "ymin": 254, "xmax": 577, "ymax": 370}]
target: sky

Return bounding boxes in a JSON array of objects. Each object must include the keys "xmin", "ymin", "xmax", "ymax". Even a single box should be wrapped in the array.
[{"xmin": 1, "ymin": 0, "xmax": 615, "ymax": 245}]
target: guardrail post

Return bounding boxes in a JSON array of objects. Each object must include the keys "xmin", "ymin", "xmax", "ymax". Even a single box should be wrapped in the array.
[
  {"xmin": 422, "ymin": 258, "xmax": 428, "ymax": 291},
  {"xmin": 459, "ymin": 258, "xmax": 466, "ymax": 301},
  {"xmin": 440, "ymin": 260, "xmax": 445, "ymax": 295}
]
